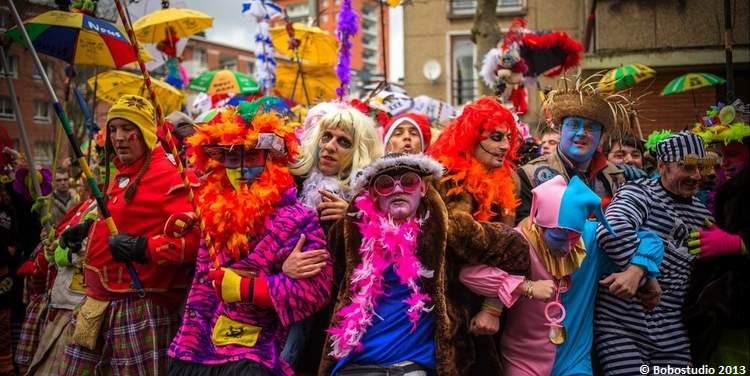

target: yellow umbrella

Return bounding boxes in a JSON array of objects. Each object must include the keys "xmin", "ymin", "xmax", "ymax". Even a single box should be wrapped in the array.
[
  {"xmin": 133, "ymin": 8, "xmax": 214, "ymax": 43},
  {"xmin": 88, "ymin": 70, "xmax": 184, "ymax": 114},
  {"xmin": 270, "ymin": 23, "xmax": 338, "ymax": 65},
  {"xmin": 275, "ymin": 60, "xmax": 338, "ymax": 106}
]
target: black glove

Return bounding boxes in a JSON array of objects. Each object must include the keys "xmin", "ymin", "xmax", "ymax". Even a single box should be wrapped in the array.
[
  {"xmin": 60, "ymin": 220, "xmax": 94, "ymax": 253},
  {"xmin": 108, "ymin": 234, "xmax": 149, "ymax": 264}
]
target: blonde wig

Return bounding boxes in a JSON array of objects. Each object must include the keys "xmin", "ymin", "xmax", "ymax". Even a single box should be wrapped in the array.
[{"xmin": 292, "ymin": 107, "xmax": 384, "ymax": 186}]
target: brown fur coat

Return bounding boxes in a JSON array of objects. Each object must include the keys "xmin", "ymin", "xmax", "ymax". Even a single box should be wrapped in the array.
[{"xmin": 318, "ymin": 185, "xmax": 529, "ymax": 375}]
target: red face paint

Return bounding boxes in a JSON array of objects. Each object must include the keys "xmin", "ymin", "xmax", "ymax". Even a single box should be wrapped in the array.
[{"xmin": 128, "ymin": 133, "xmax": 136, "ymax": 143}]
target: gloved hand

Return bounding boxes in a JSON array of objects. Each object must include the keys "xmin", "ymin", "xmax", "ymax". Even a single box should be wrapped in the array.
[
  {"xmin": 108, "ymin": 233, "xmax": 149, "ymax": 264},
  {"xmin": 617, "ymin": 164, "xmax": 648, "ymax": 181},
  {"xmin": 689, "ymin": 224, "xmax": 746, "ymax": 259},
  {"xmin": 60, "ymin": 220, "xmax": 94, "ymax": 253},
  {"xmin": 54, "ymin": 243, "xmax": 73, "ymax": 267},
  {"xmin": 207, "ymin": 267, "xmax": 271, "ymax": 306}
]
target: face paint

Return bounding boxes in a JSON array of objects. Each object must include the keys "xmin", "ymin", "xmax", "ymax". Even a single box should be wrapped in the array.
[
  {"xmin": 560, "ymin": 117, "xmax": 603, "ymax": 164},
  {"xmin": 372, "ymin": 173, "xmax": 426, "ymax": 222},
  {"xmin": 225, "ymin": 166, "xmax": 264, "ymax": 190},
  {"xmin": 542, "ymin": 227, "xmax": 580, "ymax": 256}
]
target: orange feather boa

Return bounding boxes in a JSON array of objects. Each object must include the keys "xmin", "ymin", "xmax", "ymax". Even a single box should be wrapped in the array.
[{"xmin": 187, "ymin": 108, "xmax": 300, "ymax": 260}]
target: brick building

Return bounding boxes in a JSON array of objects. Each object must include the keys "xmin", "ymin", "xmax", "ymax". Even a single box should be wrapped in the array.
[
  {"xmin": 276, "ymin": 0, "xmax": 389, "ymax": 77},
  {"xmin": 1, "ymin": 3, "xmax": 67, "ymax": 167},
  {"xmin": 402, "ymin": 0, "xmax": 749, "ymax": 134},
  {"xmin": 582, "ymin": 0, "xmax": 750, "ymax": 134}
]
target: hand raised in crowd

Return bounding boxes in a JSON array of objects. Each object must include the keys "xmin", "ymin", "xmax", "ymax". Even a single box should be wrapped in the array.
[
  {"xmin": 282, "ymin": 234, "xmax": 328, "ymax": 279},
  {"xmin": 599, "ymin": 264, "xmax": 645, "ymax": 299},
  {"xmin": 469, "ymin": 310, "xmax": 500, "ymax": 336},
  {"xmin": 637, "ymin": 278, "xmax": 662, "ymax": 311},
  {"xmin": 317, "ymin": 189, "xmax": 348, "ymax": 222}
]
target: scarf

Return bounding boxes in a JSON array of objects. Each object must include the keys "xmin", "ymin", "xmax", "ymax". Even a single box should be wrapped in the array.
[
  {"xmin": 438, "ymin": 154, "xmax": 518, "ymax": 221},
  {"xmin": 328, "ymin": 192, "xmax": 433, "ymax": 359}
]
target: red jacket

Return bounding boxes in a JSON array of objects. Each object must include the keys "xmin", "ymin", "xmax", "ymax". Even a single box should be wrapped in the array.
[{"xmin": 84, "ymin": 146, "xmax": 200, "ymax": 305}]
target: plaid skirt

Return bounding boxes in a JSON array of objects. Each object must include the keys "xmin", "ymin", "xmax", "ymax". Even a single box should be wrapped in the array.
[
  {"xmin": 61, "ymin": 296, "xmax": 179, "ymax": 376},
  {"xmin": 15, "ymin": 293, "xmax": 49, "ymax": 367},
  {"xmin": 0, "ymin": 308, "xmax": 14, "ymax": 373},
  {"xmin": 26, "ymin": 308, "xmax": 74, "ymax": 375}
]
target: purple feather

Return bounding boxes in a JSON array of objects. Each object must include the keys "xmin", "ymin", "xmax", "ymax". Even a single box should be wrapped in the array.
[{"xmin": 335, "ymin": 0, "xmax": 358, "ymax": 98}]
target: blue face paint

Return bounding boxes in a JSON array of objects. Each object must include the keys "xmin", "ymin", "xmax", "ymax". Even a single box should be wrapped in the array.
[
  {"xmin": 225, "ymin": 166, "xmax": 264, "ymax": 190},
  {"xmin": 543, "ymin": 227, "xmax": 580, "ymax": 256},
  {"xmin": 560, "ymin": 117, "xmax": 603, "ymax": 164}
]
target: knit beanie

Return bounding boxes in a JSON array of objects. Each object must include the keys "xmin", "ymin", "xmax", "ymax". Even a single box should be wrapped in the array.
[{"xmin": 106, "ymin": 95, "xmax": 157, "ymax": 150}]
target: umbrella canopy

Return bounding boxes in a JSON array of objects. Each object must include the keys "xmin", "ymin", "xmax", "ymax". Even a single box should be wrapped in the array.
[
  {"xmin": 661, "ymin": 73, "xmax": 726, "ymax": 96},
  {"xmin": 6, "ymin": 10, "xmax": 148, "ymax": 68},
  {"xmin": 275, "ymin": 61, "xmax": 338, "ymax": 106},
  {"xmin": 598, "ymin": 63, "xmax": 655, "ymax": 92},
  {"xmin": 88, "ymin": 70, "xmax": 185, "ymax": 115},
  {"xmin": 132, "ymin": 8, "xmax": 214, "ymax": 43},
  {"xmin": 270, "ymin": 23, "xmax": 338, "ymax": 65},
  {"xmin": 188, "ymin": 69, "xmax": 260, "ymax": 95}
]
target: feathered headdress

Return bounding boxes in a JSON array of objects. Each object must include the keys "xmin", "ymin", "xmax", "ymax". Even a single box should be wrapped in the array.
[{"xmin": 692, "ymin": 100, "xmax": 750, "ymax": 145}]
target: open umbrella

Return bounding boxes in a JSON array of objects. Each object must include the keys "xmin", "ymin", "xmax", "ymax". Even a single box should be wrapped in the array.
[
  {"xmin": 661, "ymin": 73, "xmax": 726, "ymax": 96},
  {"xmin": 6, "ymin": 10, "xmax": 150, "ymax": 68},
  {"xmin": 598, "ymin": 63, "xmax": 655, "ymax": 92},
  {"xmin": 88, "ymin": 70, "xmax": 185, "ymax": 114},
  {"xmin": 188, "ymin": 69, "xmax": 260, "ymax": 95},
  {"xmin": 132, "ymin": 7, "xmax": 213, "ymax": 43},
  {"xmin": 275, "ymin": 61, "xmax": 338, "ymax": 106},
  {"xmin": 270, "ymin": 23, "xmax": 338, "ymax": 65}
]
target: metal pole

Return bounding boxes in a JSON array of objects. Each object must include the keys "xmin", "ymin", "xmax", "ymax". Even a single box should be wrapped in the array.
[
  {"xmin": 0, "ymin": 46, "xmax": 43, "ymax": 199},
  {"xmin": 724, "ymin": 0, "xmax": 734, "ymax": 101},
  {"xmin": 379, "ymin": 0, "xmax": 388, "ymax": 82},
  {"xmin": 7, "ymin": 0, "xmax": 145, "ymax": 295}
]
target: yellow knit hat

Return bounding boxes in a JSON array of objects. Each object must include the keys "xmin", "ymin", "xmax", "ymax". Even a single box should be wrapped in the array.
[{"xmin": 106, "ymin": 95, "xmax": 157, "ymax": 149}]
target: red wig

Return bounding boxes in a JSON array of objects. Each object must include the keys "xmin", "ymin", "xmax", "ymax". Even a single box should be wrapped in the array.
[{"xmin": 427, "ymin": 97, "xmax": 520, "ymax": 220}]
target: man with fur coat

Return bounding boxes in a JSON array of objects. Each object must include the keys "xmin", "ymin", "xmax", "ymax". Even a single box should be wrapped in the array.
[{"xmin": 319, "ymin": 153, "xmax": 529, "ymax": 375}]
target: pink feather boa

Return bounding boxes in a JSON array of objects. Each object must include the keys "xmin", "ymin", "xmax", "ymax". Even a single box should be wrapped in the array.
[{"xmin": 327, "ymin": 192, "xmax": 434, "ymax": 359}]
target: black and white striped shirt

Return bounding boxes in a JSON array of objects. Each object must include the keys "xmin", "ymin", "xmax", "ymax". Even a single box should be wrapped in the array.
[{"xmin": 595, "ymin": 178, "xmax": 713, "ymax": 349}]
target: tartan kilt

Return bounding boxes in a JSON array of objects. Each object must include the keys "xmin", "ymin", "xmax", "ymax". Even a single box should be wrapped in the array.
[
  {"xmin": 15, "ymin": 293, "xmax": 49, "ymax": 367},
  {"xmin": 61, "ymin": 296, "xmax": 179, "ymax": 376}
]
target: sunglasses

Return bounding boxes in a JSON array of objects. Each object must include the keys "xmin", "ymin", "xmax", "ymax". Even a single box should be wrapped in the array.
[
  {"xmin": 371, "ymin": 172, "xmax": 422, "ymax": 196},
  {"xmin": 202, "ymin": 145, "xmax": 267, "ymax": 169},
  {"xmin": 678, "ymin": 154, "xmax": 717, "ymax": 175}
]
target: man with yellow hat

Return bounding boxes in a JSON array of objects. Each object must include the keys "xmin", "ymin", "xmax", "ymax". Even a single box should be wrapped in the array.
[{"xmin": 60, "ymin": 95, "xmax": 200, "ymax": 375}]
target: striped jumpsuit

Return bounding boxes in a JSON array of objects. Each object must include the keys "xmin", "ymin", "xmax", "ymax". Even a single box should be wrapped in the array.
[{"xmin": 594, "ymin": 178, "xmax": 712, "ymax": 375}]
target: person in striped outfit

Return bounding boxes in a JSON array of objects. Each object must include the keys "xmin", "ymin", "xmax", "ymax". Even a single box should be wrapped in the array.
[{"xmin": 595, "ymin": 132, "xmax": 714, "ymax": 374}]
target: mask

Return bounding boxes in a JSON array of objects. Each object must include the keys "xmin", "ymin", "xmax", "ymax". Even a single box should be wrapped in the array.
[{"xmin": 225, "ymin": 166, "xmax": 264, "ymax": 190}]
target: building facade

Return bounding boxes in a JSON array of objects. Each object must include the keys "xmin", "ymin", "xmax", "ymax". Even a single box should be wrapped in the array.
[
  {"xmin": 402, "ymin": 0, "xmax": 749, "ymax": 133},
  {"xmin": 276, "ymin": 0, "xmax": 389, "ymax": 77},
  {"xmin": 1, "ymin": 3, "xmax": 67, "ymax": 167}
]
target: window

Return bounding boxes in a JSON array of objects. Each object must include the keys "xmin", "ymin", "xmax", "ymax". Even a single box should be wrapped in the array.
[
  {"xmin": 1, "ymin": 54, "xmax": 18, "ymax": 79},
  {"xmin": 450, "ymin": 0, "xmax": 523, "ymax": 16},
  {"xmin": 33, "ymin": 141, "xmax": 54, "ymax": 166},
  {"xmin": 219, "ymin": 56, "xmax": 237, "ymax": 71},
  {"xmin": 0, "ymin": 96, "xmax": 15, "ymax": 120},
  {"xmin": 450, "ymin": 36, "xmax": 477, "ymax": 106},
  {"xmin": 0, "ymin": 7, "xmax": 10, "ymax": 31},
  {"xmin": 192, "ymin": 47, "xmax": 208, "ymax": 65},
  {"xmin": 247, "ymin": 61, "xmax": 255, "ymax": 75},
  {"xmin": 34, "ymin": 100, "xmax": 51, "ymax": 123},
  {"xmin": 32, "ymin": 60, "xmax": 53, "ymax": 81}
]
